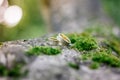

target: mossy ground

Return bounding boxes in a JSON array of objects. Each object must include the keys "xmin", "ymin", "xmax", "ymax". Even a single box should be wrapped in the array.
[
  {"xmin": 26, "ymin": 28, "xmax": 120, "ymax": 69},
  {"xmin": 67, "ymin": 26, "xmax": 120, "ymax": 69},
  {"xmin": 26, "ymin": 46, "xmax": 61, "ymax": 56},
  {"xmin": 82, "ymin": 49, "xmax": 120, "ymax": 68}
]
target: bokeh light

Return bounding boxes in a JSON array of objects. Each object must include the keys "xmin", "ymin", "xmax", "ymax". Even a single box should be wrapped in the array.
[
  {"xmin": 3, "ymin": 5, "xmax": 23, "ymax": 27},
  {"xmin": 0, "ymin": 0, "xmax": 4, "ymax": 6}
]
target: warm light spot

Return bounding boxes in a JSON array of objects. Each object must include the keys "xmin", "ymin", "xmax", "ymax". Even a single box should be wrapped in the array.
[
  {"xmin": 0, "ymin": 0, "xmax": 4, "ymax": 6},
  {"xmin": 4, "ymin": 5, "xmax": 23, "ymax": 27}
]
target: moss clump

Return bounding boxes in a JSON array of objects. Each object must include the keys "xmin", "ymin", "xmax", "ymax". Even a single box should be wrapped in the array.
[
  {"xmin": 67, "ymin": 32, "xmax": 90, "ymax": 44},
  {"xmin": 67, "ymin": 33, "xmax": 98, "ymax": 51},
  {"xmin": 67, "ymin": 33, "xmax": 77, "ymax": 44},
  {"xmin": 89, "ymin": 62, "xmax": 100, "ymax": 69},
  {"xmin": 82, "ymin": 50, "xmax": 120, "ymax": 67},
  {"xmin": 67, "ymin": 28, "xmax": 120, "ymax": 68},
  {"xmin": 105, "ymin": 39, "xmax": 120, "ymax": 56},
  {"xmin": 73, "ymin": 36, "xmax": 98, "ymax": 51},
  {"xmin": 0, "ymin": 64, "xmax": 23, "ymax": 77},
  {"xmin": 26, "ymin": 46, "xmax": 61, "ymax": 56},
  {"xmin": 68, "ymin": 62, "xmax": 79, "ymax": 70},
  {"xmin": 66, "ymin": 33, "xmax": 99, "ymax": 52}
]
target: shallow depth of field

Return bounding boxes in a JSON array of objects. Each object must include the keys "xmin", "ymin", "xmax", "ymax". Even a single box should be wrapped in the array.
[{"xmin": 0, "ymin": 0, "xmax": 120, "ymax": 41}]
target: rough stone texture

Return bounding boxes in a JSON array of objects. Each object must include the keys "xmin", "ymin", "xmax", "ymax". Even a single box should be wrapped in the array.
[{"xmin": 0, "ymin": 35, "xmax": 120, "ymax": 80}]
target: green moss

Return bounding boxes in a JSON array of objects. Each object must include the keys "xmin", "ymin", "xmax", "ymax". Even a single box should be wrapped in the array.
[
  {"xmin": 67, "ymin": 33, "xmax": 98, "ymax": 51},
  {"xmin": 0, "ymin": 64, "xmax": 23, "ymax": 77},
  {"xmin": 67, "ymin": 33, "xmax": 78, "ymax": 44},
  {"xmin": 85, "ymin": 26, "xmax": 120, "ymax": 56},
  {"xmin": 68, "ymin": 62, "xmax": 79, "ymax": 70},
  {"xmin": 89, "ymin": 62, "xmax": 100, "ymax": 69},
  {"xmin": 105, "ymin": 39, "xmax": 120, "ymax": 56},
  {"xmin": 73, "ymin": 36, "xmax": 98, "ymax": 51},
  {"xmin": 26, "ymin": 46, "xmax": 61, "ymax": 56},
  {"xmin": 82, "ymin": 50, "xmax": 120, "ymax": 67},
  {"xmin": 67, "ymin": 32, "xmax": 91, "ymax": 44},
  {"xmin": 67, "ymin": 31, "xmax": 120, "ymax": 68}
]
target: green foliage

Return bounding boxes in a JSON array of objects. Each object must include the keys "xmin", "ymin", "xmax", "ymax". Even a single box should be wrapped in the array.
[
  {"xmin": 82, "ymin": 50, "xmax": 120, "ymax": 67},
  {"xmin": 68, "ymin": 62, "xmax": 79, "ymax": 70},
  {"xmin": 102, "ymin": 0, "xmax": 120, "ymax": 26},
  {"xmin": 73, "ymin": 36, "xmax": 98, "ymax": 51},
  {"xmin": 0, "ymin": 64, "xmax": 23, "ymax": 77},
  {"xmin": 26, "ymin": 46, "xmax": 61, "ymax": 56},
  {"xmin": 85, "ymin": 24, "xmax": 113, "ymax": 37},
  {"xmin": 0, "ymin": 0, "xmax": 46, "ymax": 41},
  {"xmin": 0, "ymin": 42, "xmax": 2, "ymax": 45}
]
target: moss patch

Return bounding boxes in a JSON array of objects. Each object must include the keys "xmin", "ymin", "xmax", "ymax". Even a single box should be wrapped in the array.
[
  {"xmin": 0, "ymin": 63, "xmax": 23, "ymax": 77},
  {"xmin": 73, "ymin": 36, "xmax": 98, "ymax": 51},
  {"xmin": 105, "ymin": 38, "xmax": 120, "ymax": 56},
  {"xmin": 65, "ymin": 30, "xmax": 120, "ymax": 68},
  {"xmin": 89, "ymin": 62, "xmax": 100, "ymax": 69},
  {"xmin": 82, "ymin": 49, "xmax": 120, "ymax": 67},
  {"xmin": 26, "ymin": 46, "xmax": 61, "ymax": 56},
  {"xmin": 66, "ymin": 27, "xmax": 120, "ymax": 68},
  {"xmin": 68, "ymin": 62, "xmax": 79, "ymax": 70},
  {"xmin": 67, "ymin": 32, "xmax": 98, "ymax": 51},
  {"xmin": 67, "ymin": 32, "xmax": 90, "ymax": 44},
  {"xmin": 67, "ymin": 33, "xmax": 98, "ymax": 51}
]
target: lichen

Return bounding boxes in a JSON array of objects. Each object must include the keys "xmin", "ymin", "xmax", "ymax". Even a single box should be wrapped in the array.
[{"xmin": 26, "ymin": 46, "xmax": 61, "ymax": 56}]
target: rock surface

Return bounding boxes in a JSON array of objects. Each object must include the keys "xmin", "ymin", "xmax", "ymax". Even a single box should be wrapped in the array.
[{"xmin": 0, "ymin": 33, "xmax": 120, "ymax": 80}]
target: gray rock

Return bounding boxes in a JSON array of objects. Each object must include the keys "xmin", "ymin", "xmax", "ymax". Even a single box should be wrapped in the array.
[
  {"xmin": 28, "ymin": 55, "xmax": 79, "ymax": 80},
  {"xmin": 0, "ymin": 35, "xmax": 120, "ymax": 80}
]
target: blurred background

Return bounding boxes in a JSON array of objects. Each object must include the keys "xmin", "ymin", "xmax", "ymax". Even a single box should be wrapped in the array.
[{"xmin": 0, "ymin": 0, "xmax": 120, "ymax": 41}]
